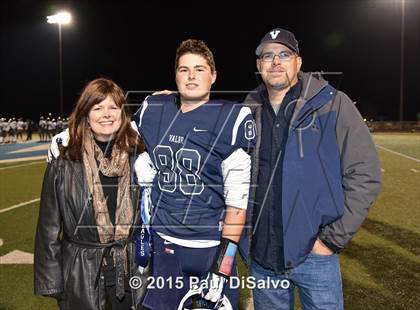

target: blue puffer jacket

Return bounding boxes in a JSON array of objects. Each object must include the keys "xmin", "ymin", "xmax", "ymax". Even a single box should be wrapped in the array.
[{"xmin": 240, "ymin": 72, "xmax": 381, "ymax": 271}]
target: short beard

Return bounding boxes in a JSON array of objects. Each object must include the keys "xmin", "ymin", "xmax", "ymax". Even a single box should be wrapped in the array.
[
  {"xmin": 267, "ymin": 79, "xmax": 290, "ymax": 91},
  {"xmin": 266, "ymin": 73, "xmax": 291, "ymax": 91}
]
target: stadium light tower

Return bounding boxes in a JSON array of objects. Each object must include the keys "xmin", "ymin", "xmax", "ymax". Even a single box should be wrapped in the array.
[{"xmin": 46, "ymin": 11, "xmax": 71, "ymax": 117}]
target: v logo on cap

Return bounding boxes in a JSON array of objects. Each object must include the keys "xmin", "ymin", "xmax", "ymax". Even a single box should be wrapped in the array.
[
  {"xmin": 270, "ymin": 30, "xmax": 280, "ymax": 39},
  {"xmin": 256, "ymin": 28, "xmax": 299, "ymax": 56}
]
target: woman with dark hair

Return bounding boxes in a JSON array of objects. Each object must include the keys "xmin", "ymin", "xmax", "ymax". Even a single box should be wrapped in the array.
[{"xmin": 34, "ymin": 78, "xmax": 147, "ymax": 310}]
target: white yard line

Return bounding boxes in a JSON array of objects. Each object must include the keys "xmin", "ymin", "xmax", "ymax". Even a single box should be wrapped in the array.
[
  {"xmin": 0, "ymin": 155, "xmax": 46, "ymax": 164},
  {"xmin": 0, "ymin": 198, "xmax": 40, "ymax": 214},
  {"xmin": 376, "ymin": 145, "xmax": 420, "ymax": 163},
  {"xmin": 0, "ymin": 160, "xmax": 44, "ymax": 171},
  {"xmin": 410, "ymin": 168, "xmax": 419, "ymax": 173}
]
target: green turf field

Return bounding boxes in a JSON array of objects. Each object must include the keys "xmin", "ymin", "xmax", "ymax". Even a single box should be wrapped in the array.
[{"xmin": 1, "ymin": 133, "xmax": 419, "ymax": 309}]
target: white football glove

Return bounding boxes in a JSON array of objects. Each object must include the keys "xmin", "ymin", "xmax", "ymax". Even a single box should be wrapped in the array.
[
  {"xmin": 47, "ymin": 129, "xmax": 70, "ymax": 162},
  {"xmin": 200, "ymin": 272, "xmax": 228, "ymax": 303},
  {"xmin": 179, "ymin": 287, "xmax": 233, "ymax": 310},
  {"xmin": 134, "ymin": 152, "xmax": 157, "ymax": 187}
]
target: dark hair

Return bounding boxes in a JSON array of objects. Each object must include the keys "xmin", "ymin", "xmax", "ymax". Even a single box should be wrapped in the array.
[
  {"xmin": 175, "ymin": 39, "xmax": 216, "ymax": 73},
  {"xmin": 62, "ymin": 78, "xmax": 143, "ymax": 160}
]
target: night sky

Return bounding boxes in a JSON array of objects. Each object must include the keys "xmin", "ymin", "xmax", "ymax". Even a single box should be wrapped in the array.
[{"xmin": 1, "ymin": 0, "xmax": 419, "ymax": 121}]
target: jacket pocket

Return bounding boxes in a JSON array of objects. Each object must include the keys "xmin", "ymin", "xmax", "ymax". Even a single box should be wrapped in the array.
[{"xmin": 61, "ymin": 241, "xmax": 82, "ymax": 304}]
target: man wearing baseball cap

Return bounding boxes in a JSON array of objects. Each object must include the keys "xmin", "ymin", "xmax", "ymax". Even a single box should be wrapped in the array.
[{"xmin": 243, "ymin": 28, "xmax": 381, "ymax": 309}]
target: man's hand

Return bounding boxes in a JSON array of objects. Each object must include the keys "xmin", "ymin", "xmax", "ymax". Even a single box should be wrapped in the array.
[{"xmin": 311, "ymin": 238, "xmax": 334, "ymax": 255}]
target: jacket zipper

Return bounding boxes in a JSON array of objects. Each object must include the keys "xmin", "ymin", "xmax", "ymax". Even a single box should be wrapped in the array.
[
  {"xmin": 298, "ymin": 129, "xmax": 304, "ymax": 158},
  {"xmin": 291, "ymin": 111, "xmax": 318, "ymax": 159}
]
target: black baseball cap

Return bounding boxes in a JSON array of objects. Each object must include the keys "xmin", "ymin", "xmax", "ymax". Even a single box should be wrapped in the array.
[{"xmin": 255, "ymin": 28, "xmax": 299, "ymax": 56}]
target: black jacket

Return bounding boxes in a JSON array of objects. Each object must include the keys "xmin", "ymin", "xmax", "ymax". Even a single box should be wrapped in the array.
[{"xmin": 34, "ymin": 156, "xmax": 149, "ymax": 310}]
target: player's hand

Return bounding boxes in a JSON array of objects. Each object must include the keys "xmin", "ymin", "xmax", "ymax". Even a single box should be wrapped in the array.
[
  {"xmin": 134, "ymin": 152, "xmax": 157, "ymax": 186},
  {"xmin": 200, "ymin": 272, "xmax": 227, "ymax": 304},
  {"xmin": 47, "ymin": 129, "xmax": 69, "ymax": 162},
  {"xmin": 152, "ymin": 90, "xmax": 174, "ymax": 96}
]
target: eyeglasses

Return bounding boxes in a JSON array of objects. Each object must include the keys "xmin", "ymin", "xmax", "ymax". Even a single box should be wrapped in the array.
[{"xmin": 260, "ymin": 51, "xmax": 296, "ymax": 62}]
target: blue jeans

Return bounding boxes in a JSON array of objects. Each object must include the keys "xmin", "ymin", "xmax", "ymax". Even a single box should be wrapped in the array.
[{"xmin": 251, "ymin": 253, "xmax": 343, "ymax": 310}]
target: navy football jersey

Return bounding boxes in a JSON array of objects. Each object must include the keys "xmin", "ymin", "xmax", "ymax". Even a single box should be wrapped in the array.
[{"xmin": 134, "ymin": 94, "xmax": 256, "ymax": 241}]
